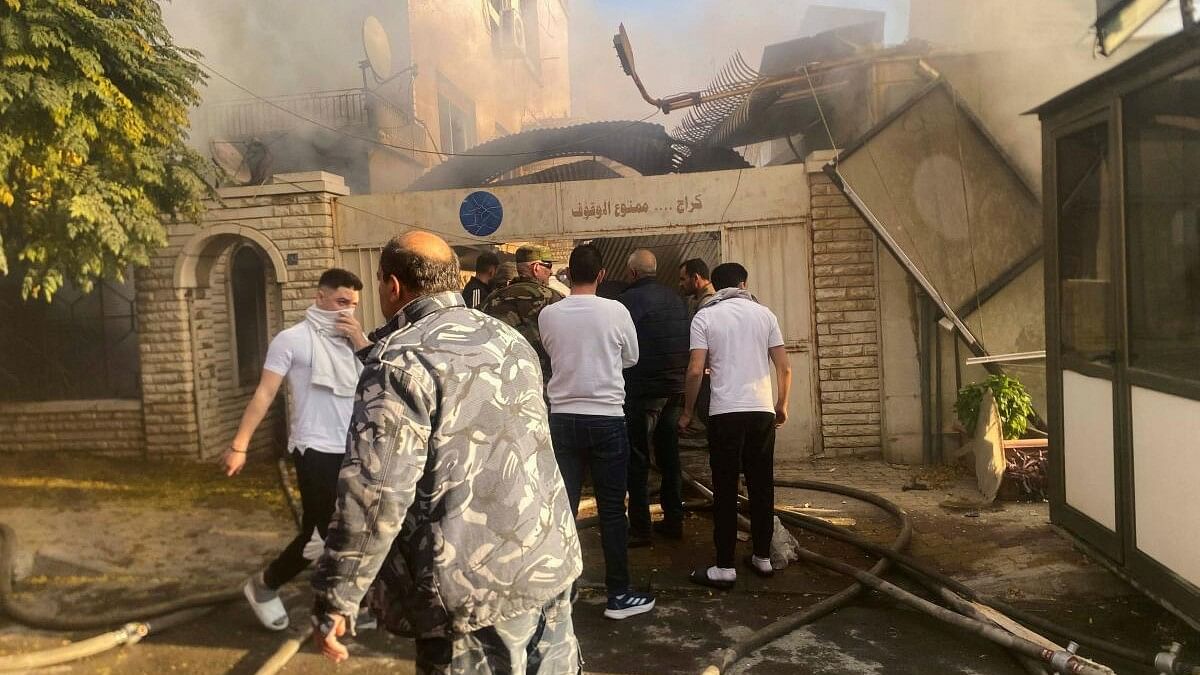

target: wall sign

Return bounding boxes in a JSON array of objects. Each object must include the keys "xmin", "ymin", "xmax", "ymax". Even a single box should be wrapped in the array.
[{"xmin": 459, "ymin": 191, "xmax": 503, "ymax": 236}]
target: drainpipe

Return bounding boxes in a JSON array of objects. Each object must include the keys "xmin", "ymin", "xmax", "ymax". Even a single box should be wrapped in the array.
[
  {"xmin": 919, "ymin": 294, "xmax": 934, "ymax": 465},
  {"xmin": 934, "ymin": 311, "xmax": 945, "ymax": 464}
]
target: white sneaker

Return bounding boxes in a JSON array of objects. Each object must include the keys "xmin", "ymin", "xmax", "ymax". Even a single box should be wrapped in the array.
[{"xmin": 243, "ymin": 572, "xmax": 289, "ymax": 631}]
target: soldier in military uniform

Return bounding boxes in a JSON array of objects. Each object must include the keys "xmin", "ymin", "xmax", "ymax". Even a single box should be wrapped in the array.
[
  {"xmin": 311, "ymin": 232, "xmax": 582, "ymax": 674},
  {"xmin": 479, "ymin": 244, "xmax": 564, "ymax": 384}
]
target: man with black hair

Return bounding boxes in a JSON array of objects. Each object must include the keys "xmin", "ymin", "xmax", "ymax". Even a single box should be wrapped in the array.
[
  {"xmin": 680, "ymin": 262, "xmax": 792, "ymax": 590},
  {"xmin": 223, "ymin": 267, "xmax": 369, "ymax": 631},
  {"xmin": 539, "ymin": 244, "xmax": 656, "ymax": 620},
  {"xmin": 679, "ymin": 258, "xmax": 716, "ymax": 316},
  {"xmin": 312, "ymin": 231, "xmax": 582, "ymax": 671},
  {"xmin": 462, "ymin": 251, "xmax": 499, "ymax": 309}
]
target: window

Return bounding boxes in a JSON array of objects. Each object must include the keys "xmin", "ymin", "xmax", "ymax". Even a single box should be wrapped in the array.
[
  {"xmin": 1123, "ymin": 65, "xmax": 1200, "ymax": 382},
  {"xmin": 231, "ymin": 246, "xmax": 268, "ymax": 387},
  {"xmin": 1056, "ymin": 123, "xmax": 1116, "ymax": 366},
  {"xmin": 437, "ymin": 76, "xmax": 478, "ymax": 154},
  {"xmin": 0, "ymin": 270, "xmax": 139, "ymax": 401}
]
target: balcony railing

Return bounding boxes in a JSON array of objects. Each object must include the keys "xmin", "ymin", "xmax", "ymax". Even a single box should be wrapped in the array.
[{"xmin": 206, "ymin": 88, "xmax": 381, "ymax": 138}]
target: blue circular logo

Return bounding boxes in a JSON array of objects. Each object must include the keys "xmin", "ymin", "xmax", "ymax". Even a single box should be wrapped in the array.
[{"xmin": 459, "ymin": 191, "xmax": 503, "ymax": 236}]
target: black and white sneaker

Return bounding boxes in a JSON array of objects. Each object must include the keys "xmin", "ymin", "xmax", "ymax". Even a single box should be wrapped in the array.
[{"xmin": 603, "ymin": 591, "xmax": 655, "ymax": 620}]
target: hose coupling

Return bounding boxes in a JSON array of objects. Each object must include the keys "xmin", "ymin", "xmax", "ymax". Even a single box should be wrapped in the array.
[
  {"xmin": 1154, "ymin": 642, "xmax": 1199, "ymax": 674},
  {"xmin": 120, "ymin": 622, "xmax": 149, "ymax": 646}
]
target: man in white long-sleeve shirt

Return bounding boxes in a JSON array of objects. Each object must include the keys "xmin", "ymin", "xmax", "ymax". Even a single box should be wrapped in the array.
[{"xmin": 539, "ymin": 243, "xmax": 656, "ymax": 621}]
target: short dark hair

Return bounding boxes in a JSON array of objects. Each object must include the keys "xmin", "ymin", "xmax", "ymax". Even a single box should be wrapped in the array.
[
  {"xmin": 318, "ymin": 268, "xmax": 363, "ymax": 291},
  {"xmin": 475, "ymin": 251, "xmax": 499, "ymax": 274},
  {"xmin": 567, "ymin": 244, "xmax": 604, "ymax": 285},
  {"xmin": 680, "ymin": 258, "xmax": 710, "ymax": 280},
  {"xmin": 711, "ymin": 262, "xmax": 748, "ymax": 290},
  {"xmin": 379, "ymin": 236, "xmax": 462, "ymax": 294}
]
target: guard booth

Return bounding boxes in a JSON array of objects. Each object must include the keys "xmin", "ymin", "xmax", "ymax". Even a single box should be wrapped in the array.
[{"xmin": 1035, "ymin": 29, "xmax": 1200, "ymax": 627}]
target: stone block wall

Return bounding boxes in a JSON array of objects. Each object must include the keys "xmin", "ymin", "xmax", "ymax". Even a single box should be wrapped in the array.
[
  {"xmin": 136, "ymin": 172, "xmax": 348, "ymax": 459},
  {"xmin": 0, "ymin": 400, "xmax": 144, "ymax": 455},
  {"xmin": 807, "ymin": 159, "xmax": 883, "ymax": 455}
]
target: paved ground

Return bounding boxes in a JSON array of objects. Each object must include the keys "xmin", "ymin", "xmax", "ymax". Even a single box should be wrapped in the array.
[{"xmin": 1, "ymin": 450, "xmax": 1196, "ymax": 674}]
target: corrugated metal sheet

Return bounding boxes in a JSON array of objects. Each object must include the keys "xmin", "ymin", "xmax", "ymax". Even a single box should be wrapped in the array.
[{"xmin": 585, "ymin": 231, "xmax": 721, "ymax": 290}]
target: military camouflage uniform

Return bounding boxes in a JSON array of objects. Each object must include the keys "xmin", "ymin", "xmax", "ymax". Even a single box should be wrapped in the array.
[
  {"xmin": 478, "ymin": 279, "xmax": 563, "ymax": 384},
  {"xmin": 312, "ymin": 291, "xmax": 582, "ymax": 672}
]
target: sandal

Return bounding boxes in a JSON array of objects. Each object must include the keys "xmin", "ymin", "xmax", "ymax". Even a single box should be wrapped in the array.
[{"xmin": 688, "ymin": 567, "xmax": 735, "ymax": 590}]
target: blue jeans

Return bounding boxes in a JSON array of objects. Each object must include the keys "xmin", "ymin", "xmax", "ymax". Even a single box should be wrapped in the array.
[{"xmin": 549, "ymin": 413, "xmax": 631, "ymax": 596}]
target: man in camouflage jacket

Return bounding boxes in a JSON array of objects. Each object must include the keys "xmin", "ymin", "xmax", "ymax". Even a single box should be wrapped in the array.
[
  {"xmin": 312, "ymin": 232, "xmax": 582, "ymax": 674},
  {"xmin": 479, "ymin": 244, "xmax": 564, "ymax": 384}
]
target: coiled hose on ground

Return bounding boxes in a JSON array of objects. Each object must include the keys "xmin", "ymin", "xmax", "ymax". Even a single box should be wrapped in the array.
[{"xmin": 3, "ymin": 468, "xmax": 1196, "ymax": 673}]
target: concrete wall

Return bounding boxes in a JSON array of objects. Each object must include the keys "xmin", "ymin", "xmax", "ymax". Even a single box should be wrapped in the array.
[
  {"xmin": 877, "ymin": 251, "xmax": 923, "ymax": 463},
  {"xmin": 0, "ymin": 400, "xmax": 144, "ymax": 456},
  {"xmin": 410, "ymin": 0, "xmax": 571, "ymax": 162}
]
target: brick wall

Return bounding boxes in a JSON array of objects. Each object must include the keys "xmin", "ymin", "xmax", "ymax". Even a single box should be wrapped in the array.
[
  {"xmin": 0, "ymin": 400, "xmax": 144, "ymax": 455},
  {"xmin": 808, "ymin": 160, "xmax": 883, "ymax": 455}
]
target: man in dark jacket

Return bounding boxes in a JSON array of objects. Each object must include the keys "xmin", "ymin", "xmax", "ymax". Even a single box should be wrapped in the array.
[{"xmin": 619, "ymin": 249, "xmax": 691, "ymax": 545}]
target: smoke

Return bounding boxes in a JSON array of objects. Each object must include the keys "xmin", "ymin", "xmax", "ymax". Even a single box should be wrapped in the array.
[
  {"xmin": 569, "ymin": 0, "xmax": 909, "ymax": 123},
  {"xmin": 158, "ymin": 0, "xmax": 1185, "ymax": 189}
]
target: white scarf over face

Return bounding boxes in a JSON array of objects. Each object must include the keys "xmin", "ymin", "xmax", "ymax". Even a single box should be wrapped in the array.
[{"xmin": 303, "ymin": 305, "xmax": 362, "ymax": 397}]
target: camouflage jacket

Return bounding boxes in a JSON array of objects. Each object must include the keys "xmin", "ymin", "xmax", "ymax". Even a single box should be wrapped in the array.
[
  {"xmin": 478, "ymin": 279, "xmax": 563, "ymax": 383},
  {"xmin": 312, "ymin": 291, "xmax": 582, "ymax": 637}
]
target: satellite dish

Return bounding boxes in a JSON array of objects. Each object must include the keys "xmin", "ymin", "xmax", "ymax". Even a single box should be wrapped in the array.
[
  {"xmin": 210, "ymin": 139, "xmax": 273, "ymax": 186},
  {"xmin": 362, "ymin": 16, "xmax": 393, "ymax": 81},
  {"xmin": 211, "ymin": 140, "xmax": 251, "ymax": 184}
]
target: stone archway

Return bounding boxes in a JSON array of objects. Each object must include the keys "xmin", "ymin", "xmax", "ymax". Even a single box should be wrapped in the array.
[{"xmin": 173, "ymin": 224, "xmax": 290, "ymax": 290}]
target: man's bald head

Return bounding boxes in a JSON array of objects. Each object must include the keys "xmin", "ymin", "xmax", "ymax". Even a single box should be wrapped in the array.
[
  {"xmin": 380, "ymin": 231, "xmax": 462, "ymax": 296},
  {"xmin": 627, "ymin": 249, "xmax": 657, "ymax": 279}
]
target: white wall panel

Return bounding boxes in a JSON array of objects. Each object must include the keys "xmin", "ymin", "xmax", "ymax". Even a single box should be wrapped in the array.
[
  {"xmin": 1063, "ymin": 370, "xmax": 1117, "ymax": 530},
  {"xmin": 1132, "ymin": 386, "xmax": 1200, "ymax": 587}
]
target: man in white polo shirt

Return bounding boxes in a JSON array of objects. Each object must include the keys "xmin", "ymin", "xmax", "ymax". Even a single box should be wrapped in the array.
[
  {"xmin": 221, "ymin": 268, "xmax": 369, "ymax": 630},
  {"xmin": 539, "ymin": 243, "xmax": 656, "ymax": 620},
  {"xmin": 679, "ymin": 262, "xmax": 791, "ymax": 590}
]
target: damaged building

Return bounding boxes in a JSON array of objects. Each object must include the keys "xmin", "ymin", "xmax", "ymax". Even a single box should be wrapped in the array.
[{"xmin": 1, "ymin": 0, "xmax": 1196, "ymax": 629}]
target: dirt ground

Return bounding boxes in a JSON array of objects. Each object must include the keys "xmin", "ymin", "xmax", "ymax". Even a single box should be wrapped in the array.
[{"xmin": 1, "ymin": 450, "xmax": 1196, "ymax": 674}]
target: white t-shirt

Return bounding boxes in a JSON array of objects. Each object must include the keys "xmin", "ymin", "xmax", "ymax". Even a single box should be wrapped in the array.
[
  {"xmin": 262, "ymin": 323, "xmax": 359, "ymax": 454},
  {"xmin": 690, "ymin": 297, "xmax": 784, "ymax": 416},
  {"xmin": 539, "ymin": 294, "xmax": 639, "ymax": 417}
]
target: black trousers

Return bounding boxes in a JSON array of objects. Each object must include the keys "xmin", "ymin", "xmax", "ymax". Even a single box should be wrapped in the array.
[
  {"xmin": 263, "ymin": 448, "xmax": 343, "ymax": 590},
  {"xmin": 707, "ymin": 412, "xmax": 776, "ymax": 568}
]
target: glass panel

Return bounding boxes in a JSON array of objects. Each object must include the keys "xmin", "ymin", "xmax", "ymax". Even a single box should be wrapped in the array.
[
  {"xmin": 1056, "ymin": 123, "xmax": 1116, "ymax": 365},
  {"xmin": 1124, "ymin": 65, "xmax": 1200, "ymax": 382},
  {"xmin": 0, "ymin": 270, "xmax": 140, "ymax": 400}
]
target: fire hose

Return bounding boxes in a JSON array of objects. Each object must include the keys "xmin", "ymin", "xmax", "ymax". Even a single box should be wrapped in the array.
[
  {"xmin": 3, "ymin": 468, "xmax": 1197, "ymax": 673},
  {"xmin": 0, "ymin": 457, "xmax": 306, "ymax": 672}
]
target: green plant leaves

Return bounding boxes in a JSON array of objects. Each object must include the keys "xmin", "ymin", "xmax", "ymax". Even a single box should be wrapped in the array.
[
  {"xmin": 0, "ymin": 0, "xmax": 211, "ymax": 300},
  {"xmin": 955, "ymin": 374, "xmax": 1034, "ymax": 441}
]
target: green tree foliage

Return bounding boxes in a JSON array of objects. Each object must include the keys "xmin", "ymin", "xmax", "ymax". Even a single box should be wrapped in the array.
[
  {"xmin": 954, "ymin": 374, "xmax": 1035, "ymax": 441},
  {"xmin": 0, "ymin": 0, "xmax": 209, "ymax": 300}
]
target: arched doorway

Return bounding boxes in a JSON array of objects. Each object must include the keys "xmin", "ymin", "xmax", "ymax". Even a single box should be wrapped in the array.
[{"xmin": 172, "ymin": 228, "xmax": 288, "ymax": 458}]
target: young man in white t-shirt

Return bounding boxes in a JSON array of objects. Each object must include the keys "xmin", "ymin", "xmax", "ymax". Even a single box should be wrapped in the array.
[
  {"xmin": 539, "ymin": 243, "xmax": 656, "ymax": 620},
  {"xmin": 678, "ymin": 262, "xmax": 792, "ymax": 589},
  {"xmin": 221, "ymin": 268, "xmax": 369, "ymax": 630}
]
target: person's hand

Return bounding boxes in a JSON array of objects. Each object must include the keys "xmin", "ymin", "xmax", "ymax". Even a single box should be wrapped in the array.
[
  {"xmin": 774, "ymin": 403, "xmax": 788, "ymax": 428},
  {"xmin": 313, "ymin": 613, "xmax": 349, "ymax": 664},
  {"xmin": 221, "ymin": 446, "xmax": 247, "ymax": 477},
  {"xmin": 677, "ymin": 411, "xmax": 693, "ymax": 434}
]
